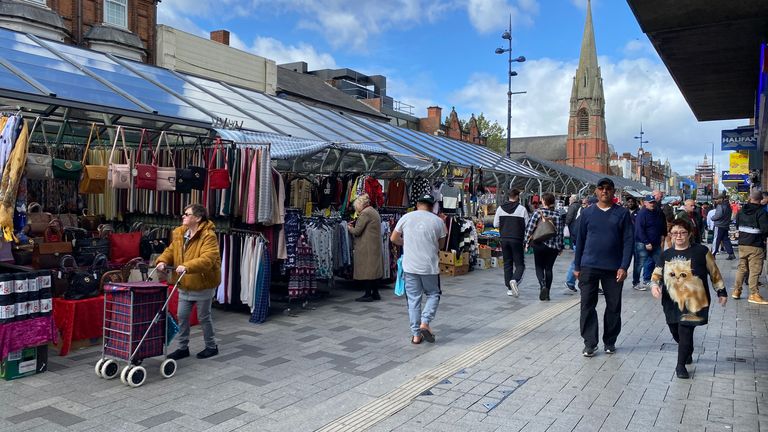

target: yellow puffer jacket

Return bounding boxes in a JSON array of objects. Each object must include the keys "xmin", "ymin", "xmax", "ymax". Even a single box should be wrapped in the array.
[{"xmin": 156, "ymin": 220, "xmax": 221, "ymax": 291}]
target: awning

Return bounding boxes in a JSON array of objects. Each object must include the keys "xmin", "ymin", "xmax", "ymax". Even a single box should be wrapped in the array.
[
  {"xmin": 214, "ymin": 129, "xmax": 433, "ymax": 174},
  {"xmin": 516, "ymin": 155, "xmax": 650, "ymax": 195}
]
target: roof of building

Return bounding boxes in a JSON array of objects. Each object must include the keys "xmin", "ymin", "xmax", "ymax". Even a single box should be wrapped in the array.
[
  {"xmin": 276, "ymin": 67, "xmax": 387, "ymax": 119},
  {"xmin": 508, "ymin": 135, "xmax": 568, "ymax": 161}
]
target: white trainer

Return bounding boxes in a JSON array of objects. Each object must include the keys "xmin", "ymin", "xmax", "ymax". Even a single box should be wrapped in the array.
[{"xmin": 508, "ymin": 280, "xmax": 519, "ymax": 297}]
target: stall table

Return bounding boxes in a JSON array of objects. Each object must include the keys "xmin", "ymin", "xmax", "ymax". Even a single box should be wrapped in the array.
[{"xmin": 53, "ymin": 296, "xmax": 104, "ymax": 356}]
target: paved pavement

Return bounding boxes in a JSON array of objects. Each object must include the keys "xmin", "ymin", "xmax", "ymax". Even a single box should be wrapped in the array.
[{"xmin": 0, "ymin": 249, "xmax": 766, "ymax": 432}]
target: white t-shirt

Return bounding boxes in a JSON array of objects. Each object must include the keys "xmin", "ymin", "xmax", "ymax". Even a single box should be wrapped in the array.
[{"xmin": 395, "ymin": 210, "xmax": 448, "ymax": 275}]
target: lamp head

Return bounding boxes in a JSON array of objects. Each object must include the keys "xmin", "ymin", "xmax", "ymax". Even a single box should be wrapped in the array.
[
  {"xmin": 495, "ymin": 48, "xmax": 505, "ymax": 54},
  {"xmin": 502, "ymin": 31, "xmax": 511, "ymax": 40},
  {"xmin": 514, "ymin": 56, "xmax": 526, "ymax": 62},
  {"xmin": 510, "ymin": 71, "xmax": 518, "ymax": 77}
]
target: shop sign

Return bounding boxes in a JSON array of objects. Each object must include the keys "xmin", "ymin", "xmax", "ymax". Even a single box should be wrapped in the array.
[
  {"xmin": 721, "ymin": 171, "xmax": 748, "ymax": 182},
  {"xmin": 721, "ymin": 127, "xmax": 757, "ymax": 151},
  {"xmin": 729, "ymin": 151, "xmax": 750, "ymax": 174}
]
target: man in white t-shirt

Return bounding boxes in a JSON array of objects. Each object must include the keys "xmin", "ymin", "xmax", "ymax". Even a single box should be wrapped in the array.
[{"xmin": 390, "ymin": 194, "xmax": 447, "ymax": 345}]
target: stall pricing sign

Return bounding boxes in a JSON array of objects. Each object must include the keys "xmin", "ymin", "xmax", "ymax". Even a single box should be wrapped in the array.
[{"xmin": 721, "ymin": 127, "xmax": 757, "ymax": 151}]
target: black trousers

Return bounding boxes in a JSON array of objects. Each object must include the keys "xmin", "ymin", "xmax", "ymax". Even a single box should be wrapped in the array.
[
  {"xmin": 713, "ymin": 226, "xmax": 734, "ymax": 256},
  {"xmin": 668, "ymin": 323, "xmax": 695, "ymax": 367},
  {"xmin": 532, "ymin": 244, "xmax": 559, "ymax": 289},
  {"xmin": 579, "ymin": 267, "xmax": 624, "ymax": 348},
  {"xmin": 501, "ymin": 239, "xmax": 525, "ymax": 288}
]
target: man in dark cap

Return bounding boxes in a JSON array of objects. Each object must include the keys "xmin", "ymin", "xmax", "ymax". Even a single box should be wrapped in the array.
[
  {"xmin": 391, "ymin": 194, "xmax": 447, "ymax": 345},
  {"xmin": 574, "ymin": 178, "xmax": 634, "ymax": 357}
]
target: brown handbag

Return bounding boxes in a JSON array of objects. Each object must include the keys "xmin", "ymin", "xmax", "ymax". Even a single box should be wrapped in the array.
[
  {"xmin": 33, "ymin": 240, "xmax": 73, "ymax": 269},
  {"xmin": 79, "ymin": 122, "xmax": 108, "ymax": 194},
  {"xmin": 80, "ymin": 209, "xmax": 101, "ymax": 232},
  {"xmin": 26, "ymin": 202, "xmax": 52, "ymax": 236},
  {"xmin": 155, "ymin": 131, "xmax": 176, "ymax": 191},
  {"xmin": 56, "ymin": 205, "xmax": 79, "ymax": 229}
]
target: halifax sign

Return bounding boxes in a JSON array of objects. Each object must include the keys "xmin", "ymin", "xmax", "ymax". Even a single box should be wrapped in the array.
[{"xmin": 721, "ymin": 127, "xmax": 757, "ymax": 151}]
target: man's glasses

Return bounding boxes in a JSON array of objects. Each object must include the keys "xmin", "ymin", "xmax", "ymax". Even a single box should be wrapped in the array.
[{"xmin": 669, "ymin": 231, "xmax": 688, "ymax": 236}]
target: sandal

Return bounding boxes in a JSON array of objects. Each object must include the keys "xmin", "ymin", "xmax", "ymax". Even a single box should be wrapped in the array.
[
  {"xmin": 420, "ymin": 328, "xmax": 435, "ymax": 343},
  {"xmin": 411, "ymin": 336, "xmax": 422, "ymax": 344}
]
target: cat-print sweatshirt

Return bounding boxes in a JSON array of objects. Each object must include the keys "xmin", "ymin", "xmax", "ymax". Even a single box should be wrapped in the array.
[{"xmin": 574, "ymin": 203, "xmax": 634, "ymax": 272}]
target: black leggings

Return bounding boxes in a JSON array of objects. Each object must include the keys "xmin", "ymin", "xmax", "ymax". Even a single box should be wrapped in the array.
[
  {"xmin": 532, "ymin": 244, "xmax": 559, "ymax": 289},
  {"xmin": 668, "ymin": 323, "xmax": 695, "ymax": 366}
]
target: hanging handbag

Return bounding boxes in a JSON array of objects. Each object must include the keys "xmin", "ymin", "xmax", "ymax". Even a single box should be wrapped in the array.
[
  {"xmin": 56, "ymin": 205, "xmax": 79, "ymax": 229},
  {"xmin": 108, "ymin": 125, "xmax": 132, "ymax": 189},
  {"xmin": 25, "ymin": 117, "xmax": 53, "ymax": 180},
  {"xmin": 80, "ymin": 209, "xmax": 101, "ymax": 232},
  {"xmin": 139, "ymin": 228, "xmax": 168, "ymax": 260},
  {"xmin": 61, "ymin": 255, "xmax": 100, "ymax": 300},
  {"xmin": 134, "ymin": 129, "xmax": 158, "ymax": 190},
  {"xmin": 530, "ymin": 211, "xmax": 557, "ymax": 243},
  {"xmin": 26, "ymin": 202, "xmax": 52, "ymax": 237},
  {"xmin": 51, "ymin": 121, "xmax": 83, "ymax": 180},
  {"xmin": 109, "ymin": 230, "xmax": 142, "ymax": 265},
  {"xmin": 207, "ymin": 137, "xmax": 231, "ymax": 190},
  {"xmin": 176, "ymin": 137, "xmax": 206, "ymax": 193},
  {"xmin": 155, "ymin": 132, "xmax": 176, "ymax": 191},
  {"xmin": 79, "ymin": 122, "xmax": 109, "ymax": 194}
]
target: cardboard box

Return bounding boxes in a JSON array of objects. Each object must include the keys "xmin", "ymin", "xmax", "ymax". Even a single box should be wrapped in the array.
[
  {"xmin": 1, "ymin": 345, "xmax": 47, "ymax": 380},
  {"xmin": 440, "ymin": 263, "xmax": 469, "ymax": 277},
  {"xmin": 478, "ymin": 247, "xmax": 492, "ymax": 260},
  {"xmin": 439, "ymin": 251, "xmax": 469, "ymax": 266}
]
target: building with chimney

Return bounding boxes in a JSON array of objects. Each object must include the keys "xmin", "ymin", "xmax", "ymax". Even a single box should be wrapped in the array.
[{"xmin": 0, "ymin": 0, "xmax": 157, "ymax": 62}]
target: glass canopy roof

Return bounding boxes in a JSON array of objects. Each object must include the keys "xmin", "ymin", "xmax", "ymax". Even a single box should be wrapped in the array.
[{"xmin": 0, "ymin": 26, "xmax": 544, "ymax": 179}]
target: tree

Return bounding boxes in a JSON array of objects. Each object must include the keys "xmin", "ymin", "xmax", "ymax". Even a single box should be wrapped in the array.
[{"xmin": 474, "ymin": 113, "xmax": 505, "ymax": 154}]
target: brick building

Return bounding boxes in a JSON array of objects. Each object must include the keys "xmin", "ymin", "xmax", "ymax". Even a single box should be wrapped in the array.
[{"xmin": 0, "ymin": 0, "xmax": 157, "ymax": 62}]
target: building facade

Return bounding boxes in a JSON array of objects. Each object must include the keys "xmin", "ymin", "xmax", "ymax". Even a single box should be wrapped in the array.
[{"xmin": 0, "ymin": 0, "xmax": 157, "ymax": 62}]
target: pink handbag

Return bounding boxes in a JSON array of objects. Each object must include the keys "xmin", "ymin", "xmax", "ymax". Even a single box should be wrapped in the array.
[
  {"xmin": 108, "ymin": 126, "xmax": 131, "ymax": 189},
  {"xmin": 155, "ymin": 131, "xmax": 176, "ymax": 191},
  {"xmin": 134, "ymin": 129, "xmax": 158, "ymax": 190}
]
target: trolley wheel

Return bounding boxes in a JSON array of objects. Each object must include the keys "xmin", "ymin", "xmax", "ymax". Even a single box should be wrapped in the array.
[
  {"xmin": 127, "ymin": 366, "xmax": 147, "ymax": 388},
  {"xmin": 100, "ymin": 359, "xmax": 119, "ymax": 380},
  {"xmin": 120, "ymin": 365, "xmax": 133, "ymax": 384},
  {"xmin": 94, "ymin": 358, "xmax": 105, "ymax": 378},
  {"xmin": 160, "ymin": 359, "xmax": 177, "ymax": 379}
]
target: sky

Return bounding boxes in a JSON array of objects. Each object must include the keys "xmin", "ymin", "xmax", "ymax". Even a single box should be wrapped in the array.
[{"xmin": 156, "ymin": 0, "xmax": 747, "ymax": 176}]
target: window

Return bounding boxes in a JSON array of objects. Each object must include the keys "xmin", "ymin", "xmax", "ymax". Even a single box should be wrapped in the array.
[
  {"xmin": 104, "ymin": 0, "xmax": 128, "ymax": 28},
  {"xmin": 577, "ymin": 108, "xmax": 589, "ymax": 135},
  {"xmin": 21, "ymin": 0, "xmax": 47, "ymax": 5}
]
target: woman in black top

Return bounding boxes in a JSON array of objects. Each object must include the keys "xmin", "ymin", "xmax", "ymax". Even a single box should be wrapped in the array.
[{"xmin": 650, "ymin": 218, "xmax": 727, "ymax": 379}]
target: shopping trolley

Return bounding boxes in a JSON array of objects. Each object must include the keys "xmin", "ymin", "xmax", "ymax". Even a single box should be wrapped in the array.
[{"xmin": 94, "ymin": 270, "xmax": 185, "ymax": 387}]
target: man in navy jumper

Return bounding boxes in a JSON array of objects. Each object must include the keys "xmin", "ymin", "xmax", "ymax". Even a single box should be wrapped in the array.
[
  {"xmin": 633, "ymin": 195, "xmax": 667, "ymax": 291},
  {"xmin": 574, "ymin": 178, "xmax": 634, "ymax": 357}
]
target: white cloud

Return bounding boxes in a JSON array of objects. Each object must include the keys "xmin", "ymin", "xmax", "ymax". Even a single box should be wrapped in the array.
[
  {"xmin": 466, "ymin": 0, "xmax": 538, "ymax": 34},
  {"xmin": 622, "ymin": 39, "xmax": 655, "ymax": 57},
  {"xmin": 448, "ymin": 56, "xmax": 744, "ymax": 175},
  {"xmin": 247, "ymin": 37, "xmax": 338, "ymax": 70}
]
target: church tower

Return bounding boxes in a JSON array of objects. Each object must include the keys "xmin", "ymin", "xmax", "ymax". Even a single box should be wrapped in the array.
[{"xmin": 566, "ymin": 0, "xmax": 610, "ymax": 174}]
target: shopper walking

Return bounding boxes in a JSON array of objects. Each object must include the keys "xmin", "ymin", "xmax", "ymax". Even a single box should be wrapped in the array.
[
  {"xmin": 706, "ymin": 202, "xmax": 716, "ymax": 244},
  {"xmin": 574, "ymin": 178, "xmax": 633, "ymax": 357},
  {"xmin": 157, "ymin": 203, "xmax": 222, "ymax": 360},
  {"xmin": 524, "ymin": 193, "xmax": 564, "ymax": 301},
  {"xmin": 711, "ymin": 194, "xmax": 736, "ymax": 260},
  {"xmin": 564, "ymin": 194, "xmax": 581, "ymax": 250},
  {"xmin": 634, "ymin": 195, "xmax": 667, "ymax": 291},
  {"xmin": 732, "ymin": 190, "xmax": 768, "ymax": 304},
  {"xmin": 348, "ymin": 194, "xmax": 384, "ymax": 302},
  {"xmin": 390, "ymin": 194, "xmax": 447, "ymax": 345},
  {"xmin": 493, "ymin": 188, "xmax": 529, "ymax": 297},
  {"xmin": 650, "ymin": 218, "xmax": 727, "ymax": 379},
  {"xmin": 675, "ymin": 199, "xmax": 703, "ymax": 244}
]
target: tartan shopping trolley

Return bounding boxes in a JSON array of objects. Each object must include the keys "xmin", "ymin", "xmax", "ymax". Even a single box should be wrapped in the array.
[{"xmin": 94, "ymin": 271, "xmax": 185, "ymax": 387}]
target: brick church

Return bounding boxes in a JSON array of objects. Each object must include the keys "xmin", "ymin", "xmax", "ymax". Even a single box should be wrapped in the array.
[{"xmin": 508, "ymin": 0, "xmax": 612, "ymax": 174}]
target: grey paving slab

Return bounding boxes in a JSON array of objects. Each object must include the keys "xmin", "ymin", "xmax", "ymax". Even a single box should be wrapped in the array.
[{"xmin": 137, "ymin": 410, "xmax": 185, "ymax": 428}]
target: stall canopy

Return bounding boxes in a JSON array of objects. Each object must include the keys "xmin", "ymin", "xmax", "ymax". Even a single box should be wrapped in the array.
[
  {"xmin": 0, "ymin": 26, "xmax": 543, "ymax": 180},
  {"xmin": 214, "ymin": 129, "xmax": 432, "ymax": 176},
  {"xmin": 516, "ymin": 155, "xmax": 651, "ymax": 196}
]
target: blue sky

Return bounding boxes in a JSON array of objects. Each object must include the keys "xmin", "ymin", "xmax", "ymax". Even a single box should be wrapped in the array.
[{"xmin": 158, "ymin": 0, "xmax": 746, "ymax": 177}]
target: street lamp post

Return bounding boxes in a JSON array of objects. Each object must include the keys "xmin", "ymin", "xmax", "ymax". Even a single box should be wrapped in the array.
[{"xmin": 495, "ymin": 15, "xmax": 526, "ymax": 159}]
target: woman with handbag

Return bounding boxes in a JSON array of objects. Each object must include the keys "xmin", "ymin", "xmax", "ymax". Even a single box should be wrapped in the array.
[
  {"xmin": 524, "ymin": 193, "xmax": 565, "ymax": 301},
  {"xmin": 347, "ymin": 194, "xmax": 384, "ymax": 302},
  {"xmin": 156, "ymin": 204, "xmax": 221, "ymax": 360}
]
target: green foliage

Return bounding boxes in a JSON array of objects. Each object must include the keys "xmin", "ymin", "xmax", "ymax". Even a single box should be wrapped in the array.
[{"xmin": 474, "ymin": 113, "xmax": 505, "ymax": 155}]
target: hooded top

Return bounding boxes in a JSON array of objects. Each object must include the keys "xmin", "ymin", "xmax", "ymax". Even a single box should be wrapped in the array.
[
  {"xmin": 735, "ymin": 202, "xmax": 768, "ymax": 248},
  {"xmin": 493, "ymin": 201, "xmax": 530, "ymax": 241}
]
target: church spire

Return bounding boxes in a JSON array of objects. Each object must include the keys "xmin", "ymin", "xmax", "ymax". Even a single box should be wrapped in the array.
[{"xmin": 574, "ymin": 0, "xmax": 601, "ymax": 101}]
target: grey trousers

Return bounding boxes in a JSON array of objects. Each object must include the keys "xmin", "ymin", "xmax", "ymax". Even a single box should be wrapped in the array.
[{"xmin": 176, "ymin": 288, "xmax": 217, "ymax": 350}]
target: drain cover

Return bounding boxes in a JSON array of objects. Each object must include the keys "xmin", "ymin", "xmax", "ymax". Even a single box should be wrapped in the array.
[{"xmin": 726, "ymin": 357, "xmax": 747, "ymax": 363}]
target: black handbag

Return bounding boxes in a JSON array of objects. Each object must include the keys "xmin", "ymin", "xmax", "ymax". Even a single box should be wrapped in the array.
[
  {"xmin": 74, "ymin": 236, "xmax": 110, "ymax": 266},
  {"xmin": 175, "ymin": 137, "xmax": 206, "ymax": 193},
  {"xmin": 62, "ymin": 255, "xmax": 100, "ymax": 300},
  {"xmin": 140, "ymin": 228, "xmax": 167, "ymax": 260}
]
